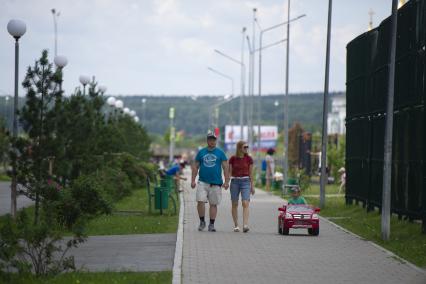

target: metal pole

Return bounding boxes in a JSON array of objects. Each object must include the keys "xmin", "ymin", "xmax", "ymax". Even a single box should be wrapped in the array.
[
  {"xmin": 320, "ymin": 0, "xmax": 333, "ymax": 208},
  {"xmin": 249, "ymin": 8, "xmax": 257, "ymax": 152},
  {"xmin": 11, "ymin": 39, "xmax": 19, "ymax": 218},
  {"xmin": 257, "ymin": 31, "xmax": 263, "ymax": 180},
  {"xmin": 240, "ymin": 28, "xmax": 246, "ymax": 141},
  {"xmin": 169, "ymin": 107, "xmax": 175, "ymax": 164},
  {"xmin": 381, "ymin": 0, "xmax": 398, "ymax": 241},
  {"xmin": 53, "ymin": 12, "xmax": 58, "ymax": 57},
  {"xmin": 283, "ymin": 0, "xmax": 291, "ymax": 195}
]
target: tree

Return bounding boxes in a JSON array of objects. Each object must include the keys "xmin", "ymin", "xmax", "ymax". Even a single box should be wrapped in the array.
[
  {"xmin": 13, "ymin": 50, "xmax": 63, "ymax": 224},
  {"xmin": 288, "ymin": 122, "xmax": 304, "ymax": 170}
]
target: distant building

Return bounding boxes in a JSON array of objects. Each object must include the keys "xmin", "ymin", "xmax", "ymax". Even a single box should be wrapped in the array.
[{"xmin": 327, "ymin": 95, "xmax": 346, "ymax": 135}]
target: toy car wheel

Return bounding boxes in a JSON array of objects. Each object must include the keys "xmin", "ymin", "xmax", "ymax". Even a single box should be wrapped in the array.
[
  {"xmin": 311, "ymin": 228, "xmax": 319, "ymax": 236},
  {"xmin": 278, "ymin": 221, "xmax": 283, "ymax": 235},
  {"xmin": 308, "ymin": 228, "xmax": 313, "ymax": 235},
  {"xmin": 282, "ymin": 225, "xmax": 289, "ymax": 235}
]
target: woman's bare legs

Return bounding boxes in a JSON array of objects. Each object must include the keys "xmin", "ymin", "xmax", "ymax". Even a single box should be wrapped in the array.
[
  {"xmin": 242, "ymin": 200, "xmax": 250, "ymax": 227},
  {"xmin": 231, "ymin": 201, "xmax": 239, "ymax": 227}
]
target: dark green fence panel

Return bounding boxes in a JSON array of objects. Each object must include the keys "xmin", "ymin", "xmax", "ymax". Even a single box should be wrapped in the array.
[
  {"xmin": 346, "ymin": 158, "xmax": 369, "ymax": 202},
  {"xmin": 347, "ymin": 30, "xmax": 378, "ymax": 81},
  {"xmin": 370, "ymin": 115, "xmax": 385, "ymax": 160},
  {"xmin": 347, "ymin": 78, "xmax": 367, "ymax": 119},
  {"xmin": 396, "ymin": 0, "xmax": 419, "ymax": 59},
  {"xmin": 418, "ymin": 0, "xmax": 426, "ymax": 50},
  {"xmin": 374, "ymin": 17, "xmax": 391, "ymax": 70},
  {"xmin": 346, "ymin": 29, "xmax": 378, "ymax": 118},
  {"xmin": 346, "ymin": 0, "xmax": 425, "ymax": 228},
  {"xmin": 407, "ymin": 108, "xmax": 423, "ymax": 216},
  {"xmin": 346, "ymin": 118, "xmax": 370, "ymax": 159},
  {"xmin": 395, "ymin": 52, "xmax": 424, "ymax": 109}
]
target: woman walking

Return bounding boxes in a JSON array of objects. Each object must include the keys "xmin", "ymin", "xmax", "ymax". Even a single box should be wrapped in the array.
[{"xmin": 228, "ymin": 141, "xmax": 254, "ymax": 233}]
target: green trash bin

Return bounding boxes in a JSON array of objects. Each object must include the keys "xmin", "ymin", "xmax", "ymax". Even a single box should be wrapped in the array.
[
  {"xmin": 155, "ymin": 186, "xmax": 169, "ymax": 209},
  {"xmin": 161, "ymin": 176, "xmax": 175, "ymax": 190},
  {"xmin": 286, "ymin": 178, "xmax": 298, "ymax": 186},
  {"xmin": 273, "ymin": 180, "xmax": 283, "ymax": 190}
]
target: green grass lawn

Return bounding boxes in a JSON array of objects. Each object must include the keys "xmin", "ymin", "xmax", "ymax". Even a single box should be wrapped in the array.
[
  {"xmin": 1, "ymin": 187, "xmax": 179, "ymax": 236},
  {"xmin": 2, "ymin": 271, "xmax": 171, "ymax": 284},
  {"xmin": 307, "ymin": 195, "xmax": 426, "ymax": 268},
  {"xmin": 0, "ymin": 172, "xmax": 11, "ymax": 181},
  {"xmin": 81, "ymin": 187, "xmax": 179, "ymax": 235}
]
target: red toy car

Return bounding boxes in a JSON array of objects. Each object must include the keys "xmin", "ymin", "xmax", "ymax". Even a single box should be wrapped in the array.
[{"xmin": 278, "ymin": 204, "xmax": 320, "ymax": 236}]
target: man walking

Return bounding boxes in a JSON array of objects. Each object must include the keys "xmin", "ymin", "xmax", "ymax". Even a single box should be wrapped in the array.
[{"xmin": 191, "ymin": 131, "xmax": 229, "ymax": 232}]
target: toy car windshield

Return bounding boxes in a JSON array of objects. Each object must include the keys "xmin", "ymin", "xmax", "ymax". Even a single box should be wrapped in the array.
[{"xmin": 286, "ymin": 205, "xmax": 313, "ymax": 212}]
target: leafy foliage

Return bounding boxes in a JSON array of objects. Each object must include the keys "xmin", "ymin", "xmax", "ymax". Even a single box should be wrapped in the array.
[
  {"xmin": 327, "ymin": 135, "xmax": 346, "ymax": 182},
  {"xmin": 0, "ymin": 211, "xmax": 84, "ymax": 279}
]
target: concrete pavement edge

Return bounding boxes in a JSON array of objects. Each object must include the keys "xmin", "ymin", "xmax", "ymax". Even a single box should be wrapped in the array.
[
  {"xmin": 321, "ymin": 216, "xmax": 426, "ymax": 275},
  {"xmin": 172, "ymin": 191, "xmax": 185, "ymax": 284}
]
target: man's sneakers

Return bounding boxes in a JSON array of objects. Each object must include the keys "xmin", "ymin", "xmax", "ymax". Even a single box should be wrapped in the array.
[
  {"xmin": 243, "ymin": 225, "xmax": 249, "ymax": 233},
  {"xmin": 198, "ymin": 220, "xmax": 216, "ymax": 232},
  {"xmin": 208, "ymin": 224, "xmax": 216, "ymax": 232},
  {"xmin": 198, "ymin": 220, "xmax": 206, "ymax": 231},
  {"xmin": 233, "ymin": 226, "xmax": 240, "ymax": 232}
]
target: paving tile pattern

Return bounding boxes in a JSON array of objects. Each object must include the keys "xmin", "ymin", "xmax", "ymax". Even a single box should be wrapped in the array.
[{"xmin": 182, "ymin": 187, "xmax": 426, "ymax": 284}]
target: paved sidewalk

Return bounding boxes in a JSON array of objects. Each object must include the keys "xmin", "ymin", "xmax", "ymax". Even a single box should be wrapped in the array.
[
  {"xmin": 182, "ymin": 187, "xmax": 426, "ymax": 284},
  {"xmin": 69, "ymin": 233, "xmax": 176, "ymax": 272},
  {"xmin": 0, "ymin": 182, "xmax": 33, "ymax": 215}
]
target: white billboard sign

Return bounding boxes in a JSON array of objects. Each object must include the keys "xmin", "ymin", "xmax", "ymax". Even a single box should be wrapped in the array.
[{"xmin": 224, "ymin": 125, "xmax": 278, "ymax": 152}]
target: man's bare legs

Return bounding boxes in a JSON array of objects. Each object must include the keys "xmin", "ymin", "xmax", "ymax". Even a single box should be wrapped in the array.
[
  {"xmin": 197, "ymin": 201, "xmax": 217, "ymax": 231},
  {"xmin": 197, "ymin": 201, "xmax": 205, "ymax": 218}
]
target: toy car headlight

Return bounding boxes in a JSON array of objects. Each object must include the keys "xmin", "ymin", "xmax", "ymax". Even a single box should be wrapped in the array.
[
  {"xmin": 285, "ymin": 212, "xmax": 292, "ymax": 219},
  {"xmin": 312, "ymin": 214, "xmax": 319, "ymax": 219}
]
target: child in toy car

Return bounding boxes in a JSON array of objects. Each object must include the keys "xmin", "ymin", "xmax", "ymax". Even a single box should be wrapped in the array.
[
  {"xmin": 278, "ymin": 186, "xmax": 320, "ymax": 236},
  {"xmin": 287, "ymin": 186, "xmax": 307, "ymax": 205}
]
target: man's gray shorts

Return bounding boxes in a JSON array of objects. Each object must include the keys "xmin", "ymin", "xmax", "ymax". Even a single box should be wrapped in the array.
[{"xmin": 196, "ymin": 181, "xmax": 222, "ymax": 205}]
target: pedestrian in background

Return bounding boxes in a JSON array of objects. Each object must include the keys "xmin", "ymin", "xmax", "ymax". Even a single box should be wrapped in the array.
[
  {"xmin": 191, "ymin": 132, "xmax": 230, "ymax": 232},
  {"xmin": 228, "ymin": 141, "xmax": 254, "ymax": 233},
  {"xmin": 338, "ymin": 167, "xmax": 346, "ymax": 194},
  {"xmin": 265, "ymin": 148, "xmax": 275, "ymax": 192}
]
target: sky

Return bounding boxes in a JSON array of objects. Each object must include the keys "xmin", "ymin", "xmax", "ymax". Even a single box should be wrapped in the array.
[{"xmin": 1, "ymin": 0, "xmax": 391, "ymax": 97}]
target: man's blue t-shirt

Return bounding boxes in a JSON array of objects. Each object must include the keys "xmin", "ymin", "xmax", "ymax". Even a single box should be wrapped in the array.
[
  {"xmin": 166, "ymin": 164, "xmax": 180, "ymax": 176},
  {"xmin": 195, "ymin": 147, "xmax": 228, "ymax": 185}
]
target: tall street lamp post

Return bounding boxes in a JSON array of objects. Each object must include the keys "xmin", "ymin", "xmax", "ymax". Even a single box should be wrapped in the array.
[
  {"xmin": 141, "ymin": 98, "xmax": 146, "ymax": 126},
  {"xmin": 381, "ymin": 0, "xmax": 398, "ymax": 241},
  {"xmin": 283, "ymin": 0, "xmax": 291, "ymax": 195},
  {"xmin": 256, "ymin": 13, "xmax": 305, "ymax": 182},
  {"xmin": 169, "ymin": 107, "xmax": 175, "ymax": 164},
  {"xmin": 320, "ymin": 0, "xmax": 333, "ymax": 209},
  {"xmin": 207, "ymin": 67, "xmax": 235, "ymax": 134},
  {"xmin": 51, "ymin": 9, "xmax": 60, "ymax": 57},
  {"xmin": 115, "ymin": 99, "xmax": 124, "ymax": 117},
  {"xmin": 54, "ymin": 55, "xmax": 67, "ymax": 92},
  {"xmin": 7, "ymin": 19, "xmax": 26, "ymax": 218},
  {"xmin": 107, "ymin": 96, "xmax": 116, "ymax": 118},
  {"xmin": 98, "ymin": 85, "xmax": 107, "ymax": 95},
  {"xmin": 5, "ymin": 96, "xmax": 10, "ymax": 131},
  {"xmin": 274, "ymin": 100, "xmax": 279, "ymax": 127},
  {"xmin": 214, "ymin": 27, "xmax": 246, "ymax": 141},
  {"xmin": 79, "ymin": 75, "xmax": 90, "ymax": 95},
  {"xmin": 207, "ymin": 67, "xmax": 234, "ymax": 97}
]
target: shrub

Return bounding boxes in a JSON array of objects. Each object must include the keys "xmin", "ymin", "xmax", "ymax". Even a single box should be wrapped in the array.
[{"xmin": 0, "ymin": 211, "xmax": 84, "ymax": 279}]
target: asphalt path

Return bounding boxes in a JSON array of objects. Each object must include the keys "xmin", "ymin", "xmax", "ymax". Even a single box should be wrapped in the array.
[{"xmin": 0, "ymin": 181, "xmax": 33, "ymax": 215}]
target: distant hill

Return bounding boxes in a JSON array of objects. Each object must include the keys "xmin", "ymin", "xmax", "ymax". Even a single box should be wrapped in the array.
[
  {"xmin": 117, "ymin": 92, "xmax": 345, "ymax": 135},
  {"xmin": 0, "ymin": 92, "xmax": 345, "ymax": 136}
]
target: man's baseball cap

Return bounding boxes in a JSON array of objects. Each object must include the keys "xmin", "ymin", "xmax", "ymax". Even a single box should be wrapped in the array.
[{"xmin": 207, "ymin": 131, "xmax": 217, "ymax": 139}]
